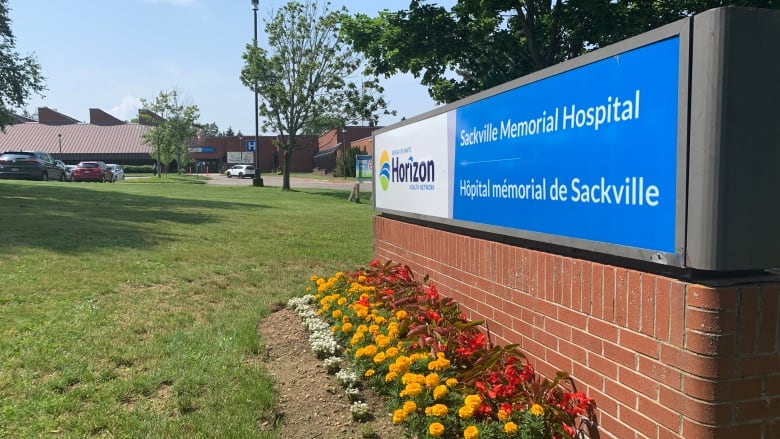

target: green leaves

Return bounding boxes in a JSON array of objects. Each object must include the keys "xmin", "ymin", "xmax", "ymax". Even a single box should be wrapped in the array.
[{"xmin": 140, "ymin": 89, "xmax": 200, "ymax": 172}]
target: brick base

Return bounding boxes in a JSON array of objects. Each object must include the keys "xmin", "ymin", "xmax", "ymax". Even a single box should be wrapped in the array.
[{"xmin": 374, "ymin": 216, "xmax": 780, "ymax": 439}]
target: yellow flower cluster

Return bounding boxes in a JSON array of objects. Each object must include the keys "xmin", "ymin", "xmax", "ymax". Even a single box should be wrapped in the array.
[
  {"xmin": 428, "ymin": 352, "xmax": 451, "ymax": 371},
  {"xmin": 425, "ymin": 403, "xmax": 449, "ymax": 417},
  {"xmin": 530, "ymin": 403, "xmax": 545, "ymax": 416},
  {"xmin": 463, "ymin": 425, "xmax": 480, "ymax": 439},
  {"xmin": 458, "ymin": 394, "xmax": 482, "ymax": 420}
]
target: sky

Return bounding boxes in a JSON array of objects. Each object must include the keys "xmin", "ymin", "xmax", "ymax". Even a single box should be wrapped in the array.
[{"xmin": 7, "ymin": 0, "xmax": 454, "ymax": 135}]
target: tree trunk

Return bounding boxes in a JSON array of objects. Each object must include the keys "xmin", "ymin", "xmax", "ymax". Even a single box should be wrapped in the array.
[{"xmin": 282, "ymin": 148, "xmax": 293, "ymax": 191}]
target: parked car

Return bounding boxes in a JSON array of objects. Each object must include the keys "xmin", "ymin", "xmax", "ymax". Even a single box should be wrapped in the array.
[
  {"xmin": 0, "ymin": 150, "xmax": 67, "ymax": 181},
  {"xmin": 54, "ymin": 160, "xmax": 74, "ymax": 181},
  {"xmin": 64, "ymin": 165, "xmax": 77, "ymax": 182},
  {"xmin": 226, "ymin": 165, "xmax": 255, "ymax": 179},
  {"xmin": 106, "ymin": 164, "xmax": 125, "ymax": 182},
  {"xmin": 72, "ymin": 161, "xmax": 113, "ymax": 182}
]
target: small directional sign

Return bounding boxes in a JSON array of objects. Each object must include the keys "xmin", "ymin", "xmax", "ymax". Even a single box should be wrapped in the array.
[{"xmin": 246, "ymin": 140, "xmax": 256, "ymax": 151}]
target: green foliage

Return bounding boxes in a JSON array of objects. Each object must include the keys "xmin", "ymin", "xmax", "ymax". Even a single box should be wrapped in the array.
[
  {"xmin": 336, "ymin": 146, "xmax": 366, "ymax": 178},
  {"xmin": 240, "ymin": 1, "xmax": 393, "ymax": 190},
  {"xmin": 0, "ymin": 0, "xmax": 46, "ymax": 131},
  {"xmin": 140, "ymin": 89, "xmax": 200, "ymax": 174},
  {"xmin": 342, "ymin": 0, "xmax": 779, "ymax": 104}
]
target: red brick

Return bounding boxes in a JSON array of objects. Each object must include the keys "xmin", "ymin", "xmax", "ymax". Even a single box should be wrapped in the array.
[
  {"xmin": 687, "ymin": 284, "xmax": 738, "ymax": 310},
  {"xmin": 592, "ymin": 263, "xmax": 605, "ymax": 319},
  {"xmin": 588, "ymin": 317, "xmax": 618, "ymax": 343},
  {"xmin": 660, "ymin": 343, "xmax": 734, "ymax": 379},
  {"xmin": 544, "ymin": 254, "xmax": 554, "ymax": 301},
  {"xmin": 637, "ymin": 394, "xmax": 682, "ymax": 433},
  {"xmin": 620, "ymin": 328, "xmax": 660, "ymax": 359},
  {"xmin": 604, "ymin": 378, "xmax": 637, "ymax": 407},
  {"xmin": 585, "ymin": 387, "xmax": 617, "ymax": 414},
  {"xmin": 638, "ymin": 356, "xmax": 682, "ymax": 390},
  {"xmin": 531, "ymin": 325, "xmax": 558, "ymax": 350},
  {"xmin": 680, "ymin": 418, "xmax": 719, "ymax": 439},
  {"xmin": 559, "ymin": 338, "xmax": 587, "ymax": 365},
  {"xmin": 619, "ymin": 365, "xmax": 659, "ymax": 399},
  {"xmin": 738, "ymin": 354, "xmax": 780, "ymax": 376},
  {"xmin": 598, "ymin": 410, "xmax": 639, "ymax": 439},
  {"xmin": 641, "ymin": 274, "xmax": 656, "ymax": 337},
  {"xmin": 535, "ymin": 297, "xmax": 559, "ymax": 319},
  {"xmin": 655, "ymin": 277, "xmax": 672, "ymax": 342},
  {"xmin": 545, "ymin": 346, "xmax": 573, "ymax": 373},
  {"xmin": 603, "ymin": 266, "xmax": 616, "ymax": 321},
  {"xmin": 738, "ymin": 286, "xmax": 761, "ymax": 354},
  {"xmin": 687, "ymin": 307, "xmax": 737, "ymax": 334},
  {"xmin": 688, "ymin": 330, "xmax": 736, "ymax": 357},
  {"xmin": 604, "ymin": 340, "xmax": 637, "ymax": 369},
  {"xmin": 660, "ymin": 386, "xmax": 733, "ymax": 424},
  {"xmin": 558, "ymin": 306, "xmax": 587, "ymax": 331},
  {"xmin": 572, "ymin": 360, "xmax": 605, "ymax": 390},
  {"xmin": 552, "ymin": 256, "xmax": 563, "ymax": 304},
  {"xmin": 571, "ymin": 259, "xmax": 583, "ymax": 312},
  {"xmin": 545, "ymin": 316, "xmax": 572, "ymax": 341},
  {"xmin": 657, "ymin": 425, "xmax": 683, "ymax": 439},
  {"xmin": 580, "ymin": 260, "xmax": 592, "ymax": 314},
  {"xmin": 670, "ymin": 281, "xmax": 686, "ymax": 346},
  {"xmin": 619, "ymin": 405, "xmax": 658, "ymax": 437},
  {"xmin": 615, "ymin": 268, "xmax": 629, "ymax": 326},
  {"xmin": 527, "ymin": 250, "xmax": 538, "ymax": 295},
  {"xmin": 588, "ymin": 351, "xmax": 619, "ymax": 381},
  {"xmin": 562, "ymin": 257, "xmax": 572, "ymax": 308},
  {"xmin": 572, "ymin": 327, "xmax": 604, "ymax": 355},
  {"xmin": 767, "ymin": 373, "xmax": 780, "ymax": 395},
  {"xmin": 758, "ymin": 285, "xmax": 779, "ymax": 352},
  {"xmin": 627, "ymin": 270, "xmax": 642, "ymax": 331}
]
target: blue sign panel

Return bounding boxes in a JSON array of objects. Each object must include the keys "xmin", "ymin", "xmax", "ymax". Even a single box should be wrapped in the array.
[
  {"xmin": 452, "ymin": 37, "xmax": 679, "ymax": 252},
  {"xmin": 246, "ymin": 140, "xmax": 256, "ymax": 151}
]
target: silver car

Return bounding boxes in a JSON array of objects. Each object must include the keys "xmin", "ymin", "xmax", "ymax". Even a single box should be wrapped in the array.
[{"xmin": 106, "ymin": 164, "xmax": 125, "ymax": 182}]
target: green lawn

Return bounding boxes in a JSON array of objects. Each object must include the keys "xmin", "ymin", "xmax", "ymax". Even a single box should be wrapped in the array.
[{"xmin": 0, "ymin": 178, "xmax": 375, "ymax": 437}]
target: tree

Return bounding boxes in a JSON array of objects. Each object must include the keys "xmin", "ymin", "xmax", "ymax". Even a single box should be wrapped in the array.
[
  {"xmin": 342, "ymin": 0, "xmax": 779, "ymax": 105},
  {"xmin": 0, "ymin": 0, "xmax": 45, "ymax": 131},
  {"xmin": 140, "ymin": 89, "xmax": 199, "ymax": 177},
  {"xmin": 240, "ymin": 1, "xmax": 393, "ymax": 191},
  {"xmin": 196, "ymin": 122, "xmax": 220, "ymax": 138}
]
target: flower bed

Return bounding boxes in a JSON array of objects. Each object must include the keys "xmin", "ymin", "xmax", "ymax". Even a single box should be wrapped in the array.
[{"xmin": 289, "ymin": 260, "xmax": 596, "ymax": 439}]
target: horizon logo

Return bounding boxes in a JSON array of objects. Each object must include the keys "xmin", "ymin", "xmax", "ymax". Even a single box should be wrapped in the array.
[{"xmin": 378, "ymin": 149, "xmax": 436, "ymax": 191}]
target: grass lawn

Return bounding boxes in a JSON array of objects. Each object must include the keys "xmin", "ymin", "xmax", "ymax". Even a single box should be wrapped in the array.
[{"xmin": 0, "ymin": 178, "xmax": 375, "ymax": 437}]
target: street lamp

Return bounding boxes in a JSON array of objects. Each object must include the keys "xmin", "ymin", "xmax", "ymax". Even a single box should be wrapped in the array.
[
  {"xmin": 251, "ymin": 0, "xmax": 264, "ymax": 187},
  {"xmin": 57, "ymin": 134, "xmax": 62, "ymax": 159}
]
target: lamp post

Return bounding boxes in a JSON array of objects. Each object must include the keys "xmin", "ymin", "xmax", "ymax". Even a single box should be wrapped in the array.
[
  {"xmin": 57, "ymin": 134, "xmax": 62, "ymax": 159},
  {"xmin": 251, "ymin": 0, "xmax": 264, "ymax": 187}
]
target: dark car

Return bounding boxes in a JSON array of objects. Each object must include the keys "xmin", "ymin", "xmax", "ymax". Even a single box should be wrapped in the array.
[
  {"xmin": 0, "ymin": 150, "xmax": 67, "ymax": 181},
  {"xmin": 72, "ymin": 161, "xmax": 113, "ymax": 183}
]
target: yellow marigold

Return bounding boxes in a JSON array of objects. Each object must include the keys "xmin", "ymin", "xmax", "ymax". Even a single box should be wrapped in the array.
[
  {"xmin": 428, "ymin": 422, "xmax": 445, "ymax": 437},
  {"xmin": 337, "ymin": 297, "xmax": 347, "ymax": 306},
  {"xmin": 395, "ymin": 309, "xmax": 408, "ymax": 320},
  {"xmin": 433, "ymin": 384, "xmax": 448, "ymax": 401},
  {"xmin": 341, "ymin": 322, "xmax": 353, "ymax": 333},
  {"xmin": 316, "ymin": 278, "xmax": 325, "ymax": 285},
  {"xmin": 392, "ymin": 408, "xmax": 406, "ymax": 424},
  {"xmin": 341, "ymin": 316, "xmax": 351, "ymax": 324},
  {"xmin": 331, "ymin": 326, "xmax": 338, "ymax": 334},
  {"xmin": 364, "ymin": 369, "xmax": 375, "ymax": 377},
  {"xmin": 458, "ymin": 405, "xmax": 474, "ymax": 419},
  {"xmin": 309, "ymin": 275, "xmax": 319, "ymax": 282},
  {"xmin": 368, "ymin": 324, "xmax": 380, "ymax": 335},
  {"xmin": 497, "ymin": 409, "xmax": 508, "ymax": 421},
  {"xmin": 362, "ymin": 345, "xmax": 378, "ymax": 358},
  {"xmin": 402, "ymin": 373, "xmax": 425, "ymax": 385},
  {"xmin": 464, "ymin": 425, "xmax": 480, "ymax": 439},
  {"xmin": 373, "ymin": 315, "xmax": 387, "ymax": 325},
  {"xmin": 399, "ymin": 382, "xmax": 423, "ymax": 397},
  {"xmin": 373, "ymin": 352, "xmax": 386, "ymax": 364},
  {"xmin": 350, "ymin": 332, "xmax": 364, "ymax": 346},
  {"xmin": 335, "ymin": 271, "xmax": 344, "ymax": 278},
  {"xmin": 321, "ymin": 303, "xmax": 330, "ymax": 311},
  {"xmin": 426, "ymin": 403, "xmax": 448, "ymax": 417},
  {"xmin": 504, "ymin": 422, "xmax": 518, "ymax": 434},
  {"xmin": 385, "ymin": 371, "xmax": 398, "ymax": 382},
  {"xmin": 375, "ymin": 334, "xmax": 391, "ymax": 348},
  {"xmin": 357, "ymin": 324, "xmax": 368, "ymax": 333},
  {"xmin": 446, "ymin": 378, "xmax": 458, "ymax": 388},
  {"xmin": 385, "ymin": 347, "xmax": 400, "ymax": 358},
  {"xmin": 356, "ymin": 308, "xmax": 369, "ymax": 319},
  {"xmin": 402, "ymin": 400, "xmax": 417, "ymax": 415},
  {"xmin": 425, "ymin": 373, "xmax": 440, "ymax": 388},
  {"xmin": 530, "ymin": 403, "xmax": 545, "ymax": 416},
  {"xmin": 332, "ymin": 309, "xmax": 343, "ymax": 319},
  {"xmin": 464, "ymin": 394, "xmax": 482, "ymax": 408},
  {"xmin": 305, "ymin": 286, "xmax": 312, "ymax": 292},
  {"xmin": 358, "ymin": 275, "xmax": 367, "ymax": 282}
]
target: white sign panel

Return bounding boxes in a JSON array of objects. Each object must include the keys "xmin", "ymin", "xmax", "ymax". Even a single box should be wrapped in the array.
[{"xmin": 374, "ymin": 112, "xmax": 451, "ymax": 218}]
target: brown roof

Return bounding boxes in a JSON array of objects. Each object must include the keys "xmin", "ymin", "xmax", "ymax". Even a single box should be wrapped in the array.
[
  {"xmin": 38, "ymin": 107, "xmax": 82, "ymax": 125},
  {"xmin": 89, "ymin": 108, "xmax": 125, "ymax": 125},
  {"xmin": 0, "ymin": 122, "xmax": 151, "ymax": 156}
]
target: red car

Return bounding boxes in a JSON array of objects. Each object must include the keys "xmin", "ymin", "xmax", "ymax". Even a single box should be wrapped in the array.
[{"xmin": 72, "ymin": 161, "xmax": 113, "ymax": 183}]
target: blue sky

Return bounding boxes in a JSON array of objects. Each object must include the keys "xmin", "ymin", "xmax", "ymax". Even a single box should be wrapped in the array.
[{"xmin": 8, "ymin": 0, "xmax": 453, "ymax": 134}]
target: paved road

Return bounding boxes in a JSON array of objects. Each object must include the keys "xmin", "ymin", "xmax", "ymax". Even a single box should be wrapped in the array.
[{"xmin": 201, "ymin": 173, "xmax": 373, "ymax": 191}]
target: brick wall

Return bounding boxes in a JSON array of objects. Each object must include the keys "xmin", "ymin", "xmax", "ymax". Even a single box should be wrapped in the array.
[{"xmin": 374, "ymin": 216, "xmax": 780, "ymax": 439}]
